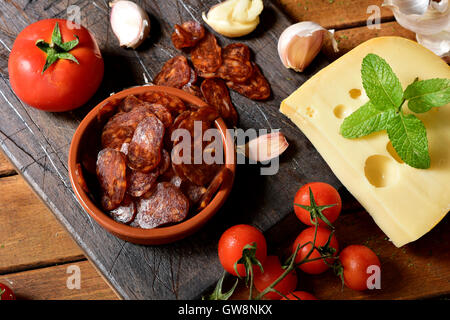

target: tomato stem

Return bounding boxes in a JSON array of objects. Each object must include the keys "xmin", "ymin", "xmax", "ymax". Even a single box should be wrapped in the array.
[{"xmin": 35, "ymin": 22, "xmax": 80, "ymax": 74}]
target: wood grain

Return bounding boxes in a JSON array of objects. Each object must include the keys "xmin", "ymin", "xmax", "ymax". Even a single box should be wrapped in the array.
[
  {"xmin": 322, "ymin": 21, "xmax": 416, "ymax": 58},
  {"xmin": 0, "ymin": 260, "xmax": 118, "ymax": 300},
  {"xmin": 0, "ymin": 151, "xmax": 15, "ymax": 176},
  {"xmin": 276, "ymin": 0, "xmax": 395, "ymax": 29},
  {"xmin": 0, "ymin": 175, "xmax": 84, "ymax": 274}
]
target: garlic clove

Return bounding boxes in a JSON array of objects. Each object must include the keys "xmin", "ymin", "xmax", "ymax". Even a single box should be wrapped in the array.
[
  {"xmin": 202, "ymin": 0, "xmax": 263, "ymax": 38},
  {"xmin": 383, "ymin": 0, "xmax": 450, "ymax": 36},
  {"xmin": 110, "ymin": 0, "xmax": 151, "ymax": 49},
  {"xmin": 416, "ymin": 31, "xmax": 450, "ymax": 58},
  {"xmin": 278, "ymin": 22, "xmax": 338, "ymax": 72},
  {"xmin": 237, "ymin": 132, "xmax": 289, "ymax": 163}
]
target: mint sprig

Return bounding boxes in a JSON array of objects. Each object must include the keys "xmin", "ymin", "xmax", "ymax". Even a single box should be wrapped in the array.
[{"xmin": 340, "ymin": 53, "xmax": 450, "ymax": 169}]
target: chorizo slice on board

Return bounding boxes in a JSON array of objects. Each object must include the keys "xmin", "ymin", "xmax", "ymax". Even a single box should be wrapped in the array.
[
  {"xmin": 96, "ymin": 148, "xmax": 127, "ymax": 210},
  {"xmin": 226, "ymin": 63, "xmax": 271, "ymax": 100},
  {"xmin": 127, "ymin": 114, "xmax": 165, "ymax": 173},
  {"xmin": 171, "ymin": 20, "xmax": 205, "ymax": 49},
  {"xmin": 135, "ymin": 182, "xmax": 189, "ymax": 229},
  {"xmin": 201, "ymin": 78, "xmax": 238, "ymax": 127},
  {"xmin": 153, "ymin": 55, "xmax": 191, "ymax": 89},
  {"xmin": 191, "ymin": 32, "xmax": 222, "ymax": 74}
]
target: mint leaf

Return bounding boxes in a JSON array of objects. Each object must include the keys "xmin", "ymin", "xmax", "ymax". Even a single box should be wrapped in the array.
[
  {"xmin": 387, "ymin": 113, "xmax": 430, "ymax": 169},
  {"xmin": 340, "ymin": 101, "xmax": 396, "ymax": 138},
  {"xmin": 404, "ymin": 78, "xmax": 450, "ymax": 113},
  {"xmin": 361, "ymin": 54, "xmax": 403, "ymax": 111}
]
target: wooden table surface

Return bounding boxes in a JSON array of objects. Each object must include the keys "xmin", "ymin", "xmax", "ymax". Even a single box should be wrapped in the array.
[{"xmin": 0, "ymin": 0, "xmax": 448, "ymax": 300}]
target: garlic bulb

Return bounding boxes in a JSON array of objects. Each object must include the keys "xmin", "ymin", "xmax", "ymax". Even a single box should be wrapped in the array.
[
  {"xmin": 383, "ymin": 0, "xmax": 450, "ymax": 58},
  {"xmin": 110, "ymin": 0, "xmax": 151, "ymax": 49},
  {"xmin": 278, "ymin": 22, "xmax": 338, "ymax": 72}
]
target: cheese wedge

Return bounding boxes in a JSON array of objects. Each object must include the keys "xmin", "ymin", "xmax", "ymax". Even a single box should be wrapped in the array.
[{"xmin": 281, "ymin": 37, "xmax": 450, "ymax": 247}]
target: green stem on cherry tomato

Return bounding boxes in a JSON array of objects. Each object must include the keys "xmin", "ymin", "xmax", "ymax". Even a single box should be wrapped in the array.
[{"xmin": 294, "ymin": 187, "xmax": 336, "ymax": 229}]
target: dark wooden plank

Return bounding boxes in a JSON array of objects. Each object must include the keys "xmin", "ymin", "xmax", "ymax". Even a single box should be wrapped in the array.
[
  {"xmin": 276, "ymin": 0, "xmax": 395, "ymax": 29},
  {"xmin": 0, "ymin": 150, "xmax": 15, "ymax": 176}
]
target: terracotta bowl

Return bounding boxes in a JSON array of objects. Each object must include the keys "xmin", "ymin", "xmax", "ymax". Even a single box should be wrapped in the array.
[{"xmin": 68, "ymin": 85, "xmax": 236, "ymax": 245}]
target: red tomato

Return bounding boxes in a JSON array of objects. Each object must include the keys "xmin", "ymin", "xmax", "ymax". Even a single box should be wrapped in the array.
[
  {"xmin": 282, "ymin": 291, "xmax": 317, "ymax": 300},
  {"xmin": 292, "ymin": 226, "xmax": 339, "ymax": 274},
  {"xmin": 218, "ymin": 224, "xmax": 267, "ymax": 277},
  {"xmin": 254, "ymin": 256, "xmax": 298, "ymax": 300},
  {"xmin": 0, "ymin": 283, "xmax": 16, "ymax": 300},
  {"xmin": 8, "ymin": 19, "xmax": 104, "ymax": 111},
  {"xmin": 339, "ymin": 245, "xmax": 381, "ymax": 291},
  {"xmin": 293, "ymin": 182, "xmax": 342, "ymax": 227}
]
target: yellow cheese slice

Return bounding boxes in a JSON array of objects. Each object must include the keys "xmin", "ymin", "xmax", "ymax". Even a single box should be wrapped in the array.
[{"xmin": 281, "ymin": 37, "xmax": 450, "ymax": 247}]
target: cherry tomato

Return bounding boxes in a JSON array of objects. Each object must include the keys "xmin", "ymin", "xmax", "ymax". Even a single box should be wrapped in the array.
[
  {"xmin": 8, "ymin": 19, "xmax": 104, "ymax": 111},
  {"xmin": 292, "ymin": 226, "xmax": 339, "ymax": 275},
  {"xmin": 294, "ymin": 182, "xmax": 342, "ymax": 227},
  {"xmin": 254, "ymin": 256, "xmax": 298, "ymax": 300},
  {"xmin": 339, "ymin": 245, "xmax": 381, "ymax": 291},
  {"xmin": 282, "ymin": 291, "xmax": 317, "ymax": 300},
  {"xmin": 0, "ymin": 283, "xmax": 16, "ymax": 300},
  {"xmin": 218, "ymin": 224, "xmax": 267, "ymax": 277}
]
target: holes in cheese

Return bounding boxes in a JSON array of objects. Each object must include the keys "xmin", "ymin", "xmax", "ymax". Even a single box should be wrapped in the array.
[
  {"xmin": 386, "ymin": 141, "xmax": 404, "ymax": 164},
  {"xmin": 333, "ymin": 104, "xmax": 351, "ymax": 119},
  {"xmin": 349, "ymin": 88, "xmax": 362, "ymax": 99},
  {"xmin": 364, "ymin": 155, "xmax": 399, "ymax": 188},
  {"xmin": 305, "ymin": 106, "xmax": 315, "ymax": 118},
  {"xmin": 280, "ymin": 37, "xmax": 450, "ymax": 247}
]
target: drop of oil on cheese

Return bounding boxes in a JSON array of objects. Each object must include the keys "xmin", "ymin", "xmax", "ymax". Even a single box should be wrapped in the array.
[
  {"xmin": 386, "ymin": 141, "xmax": 404, "ymax": 164},
  {"xmin": 333, "ymin": 104, "xmax": 351, "ymax": 119},
  {"xmin": 349, "ymin": 88, "xmax": 361, "ymax": 99},
  {"xmin": 305, "ymin": 106, "xmax": 315, "ymax": 118},
  {"xmin": 364, "ymin": 155, "xmax": 399, "ymax": 188}
]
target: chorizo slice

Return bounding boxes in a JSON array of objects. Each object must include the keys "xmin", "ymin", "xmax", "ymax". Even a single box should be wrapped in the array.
[
  {"xmin": 153, "ymin": 55, "xmax": 191, "ymax": 89},
  {"xmin": 127, "ymin": 115, "xmax": 165, "ymax": 173},
  {"xmin": 135, "ymin": 182, "xmax": 189, "ymax": 229},
  {"xmin": 226, "ymin": 63, "xmax": 271, "ymax": 100},
  {"xmin": 147, "ymin": 103, "xmax": 173, "ymax": 128},
  {"xmin": 200, "ymin": 78, "xmax": 238, "ymax": 127},
  {"xmin": 101, "ymin": 105, "xmax": 154, "ymax": 150},
  {"xmin": 180, "ymin": 180, "xmax": 206, "ymax": 205},
  {"xmin": 118, "ymin": 95, "xmax": 145, "ymax": 113},
  {"xmin": 96, "ymin": 148, "xmax": 127, "ymax": 210},
  {"xmin": 197, "ymin": 166, "xmax": 230, "ymax": 210},
  {"xmin": 140, "ymin": 91, "xmax": 186, "ymax": 116},
  {"xmin": 191, "ymin": 32, "xmax": 222, "ymax": 74},
  {"xmin": 110, "ymin": 195, "xmax": 137, "ymax": 224},
  {"xmin": 127, "ymin": 169, "xmax": 159, "ymax": 198},
  {"xmin": 171, "ymin": 21, "xmax": 205, "ymax": 49}
]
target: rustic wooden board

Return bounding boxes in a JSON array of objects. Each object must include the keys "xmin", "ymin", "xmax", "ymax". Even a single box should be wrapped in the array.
[
  {"xmin": 0, "ymin": 260, "xmax": 118, "ymax": 300},
  {"xmin": 276, "ymin": 0, "xmax": 395, "ymax": 29},
  {"xmin": 0, "ymin": 0, "xmax": 448, "ymax": 301},
  {"xmin": 0, "ymin": 175, "xmax": 85, "ymax": 274},
  {"xmin": 0, "ymin": 151, "xmax": 15, "ymax": 176}
]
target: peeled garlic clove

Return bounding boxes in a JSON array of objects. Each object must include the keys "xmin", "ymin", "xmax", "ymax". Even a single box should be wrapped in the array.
[
  {"xmin": 383, "ymin": 0, "xmax": 450, "ymax": 36},
  {"xmin": 110, "ymin": 0, "xmax": 151, "ymax": 49},
  {"xmin": 278, "ymin": 22, "xmax": 338, "ymax": 72},
  {"xmin": 202, "ymin": 0, "xmax": 264, "ymax": 38},
  {"xmin": 238, "ymin": 132, "xmax": 289, "ymax": 163}
]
